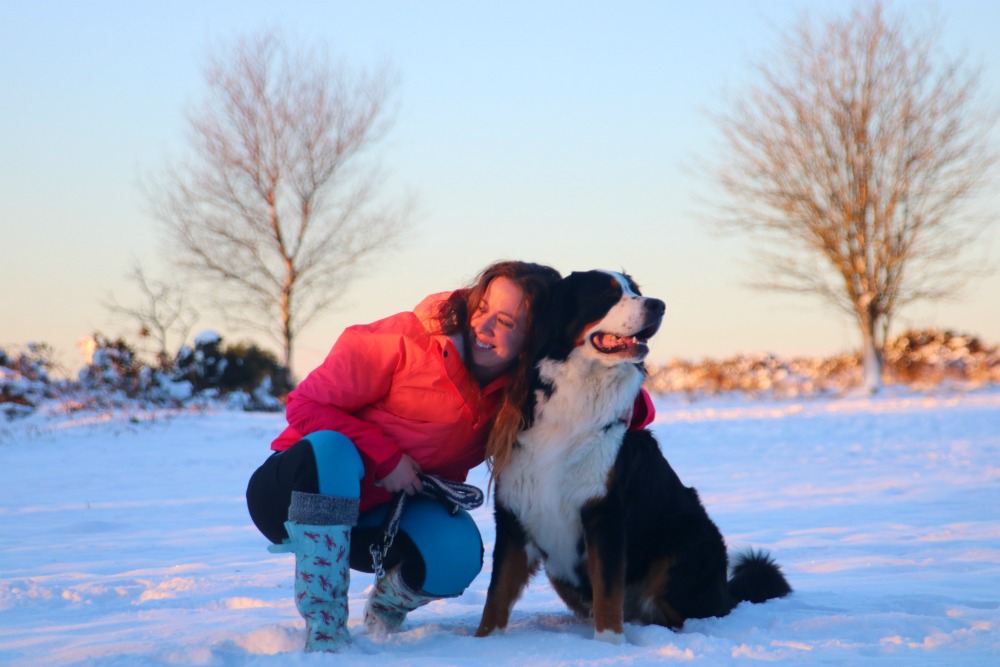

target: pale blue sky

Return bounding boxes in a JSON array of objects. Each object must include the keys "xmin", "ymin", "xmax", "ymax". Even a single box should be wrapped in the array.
[{"xmin": 3, "ymin": 0, "xmax": 999, "ymax": 378}]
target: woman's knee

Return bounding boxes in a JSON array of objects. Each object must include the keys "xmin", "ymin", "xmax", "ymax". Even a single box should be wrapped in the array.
[
  {"xmin": 397, "ymin": 498, "xmax": 483, "ymax": 597},
  {"xmin": 304, "ymin": 431, "xmax": 364, "ymax": 498}
]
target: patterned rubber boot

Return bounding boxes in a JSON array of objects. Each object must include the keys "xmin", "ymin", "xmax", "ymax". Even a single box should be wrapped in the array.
[
  {"xmin": 363, "ymin": 566, "xmax": 438, "ymax": 636},
  {"xmin": 278, "ymin": 491, "xmax": 359, "ymax": 652}
]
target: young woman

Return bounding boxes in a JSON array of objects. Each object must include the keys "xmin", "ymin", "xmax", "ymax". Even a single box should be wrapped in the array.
[{"xmin": 245, "ymin": 260, "xmax": 562, "ymax": 652}]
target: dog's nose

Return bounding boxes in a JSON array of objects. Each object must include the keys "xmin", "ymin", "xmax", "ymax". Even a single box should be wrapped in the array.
[{"xmin": 644, "ymin": 299, "xmax": 665, "ymax": 316}]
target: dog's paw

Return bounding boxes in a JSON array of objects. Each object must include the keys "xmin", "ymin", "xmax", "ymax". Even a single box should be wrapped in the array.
[
  {"xmin": 593, "ymin": 629, "xmax": 626, "ymax": 645},
  {"xmin": 474, "ymin": 624, "xmax": 502, "ymax": 638}
]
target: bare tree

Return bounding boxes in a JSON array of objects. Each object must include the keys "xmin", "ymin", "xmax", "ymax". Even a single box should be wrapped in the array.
[
  {"xmin": 148, "ymin": 29, "xmax": 411, "ymax": 369},
  {"xmin": 708, "ymin": 2, "xmax": 998, "ymax": 392},
  {"xmin": 105, "ymin": 263, "xmax": 198, "ymax": 367}
]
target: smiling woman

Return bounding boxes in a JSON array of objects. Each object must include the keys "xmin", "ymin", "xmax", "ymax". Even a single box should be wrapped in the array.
[
  {"xmin": 467, "ymin": 277, "xmax": 530, "ymax": 384},
  {"xmin": 244, "ymin": 259, "xmax": 561, "ymax": 652}
]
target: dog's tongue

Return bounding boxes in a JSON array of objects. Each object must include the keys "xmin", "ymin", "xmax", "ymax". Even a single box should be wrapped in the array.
[
  {"xmin": 596, "ymin": 333, "xmax": 624, "ymax": 349},
  {"xmin": 594, "ymin": 333, "xmax": 637, "ymax": 353}
]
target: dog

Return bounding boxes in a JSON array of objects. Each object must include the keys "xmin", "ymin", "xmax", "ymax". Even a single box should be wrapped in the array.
[{"xmin": 475, "ymin": 270, "xmax": 791, "ymax": 643}]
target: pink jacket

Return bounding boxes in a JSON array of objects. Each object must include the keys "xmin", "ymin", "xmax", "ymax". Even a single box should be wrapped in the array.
[
  {"xmin": 272, "ymin": 291, "xmax": 656, "ymax": 512},
  {"xmin": 273, "ymin": 292, "xmax": 507, "ymax": 511}
]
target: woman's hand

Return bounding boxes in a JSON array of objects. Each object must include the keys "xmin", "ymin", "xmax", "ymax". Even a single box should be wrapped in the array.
[{"xmin": 378, "ymin": 454, "xmax": 424, "ymax": 495}]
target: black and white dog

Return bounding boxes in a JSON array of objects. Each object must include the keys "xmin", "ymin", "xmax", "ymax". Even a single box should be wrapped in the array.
[{"xmin": 476, "ymin": 270, "xmax": 791, "ymax": 643}]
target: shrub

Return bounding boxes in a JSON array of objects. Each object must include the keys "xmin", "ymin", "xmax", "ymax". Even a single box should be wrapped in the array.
[
  {"xmin": 171, "ymin": 331, "xmax": 227, "ymax": 393},
  {"xmin": 171, "ymin": 332, "xmax": 291, "ymax": 410},
  {"xmin": 1, "ymin": 343, "xmax": 60, "ymax": 419},
  {"xmin": 220, "ymin": 341, "xmax": 293, "ymax": 407}
]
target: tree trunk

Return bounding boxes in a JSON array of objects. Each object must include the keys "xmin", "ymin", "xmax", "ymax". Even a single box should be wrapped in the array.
[
  {"xmin": 281, "ymin": 283, "xmax": 293, "ymax": 370},
  {"xmin": 282, "ymin": 323, "xmax": 292, "ymax": 371},
  {"xmin": 859, "ymin": 321, "xmax": 883, "ymax": 394}
]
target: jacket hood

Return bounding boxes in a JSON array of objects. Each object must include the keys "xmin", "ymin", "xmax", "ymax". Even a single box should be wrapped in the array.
[{"xmin": 412, "ymin": 290, "xmax": 457, "ymax": 335}]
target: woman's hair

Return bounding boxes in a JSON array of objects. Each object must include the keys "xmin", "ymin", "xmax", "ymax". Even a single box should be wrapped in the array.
[{"xmin": 437, "ymin": 260, "xmax": 561, "ymax": 480}]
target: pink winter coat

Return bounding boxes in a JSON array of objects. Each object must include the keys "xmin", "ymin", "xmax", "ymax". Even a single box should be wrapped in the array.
[
  {"xmin": 272, "ymin": 291, "xmax": 657, "ymax": 513},
  {"xmin": 272, "ymin": 292, "xmax": 506, "ymax": 511}
]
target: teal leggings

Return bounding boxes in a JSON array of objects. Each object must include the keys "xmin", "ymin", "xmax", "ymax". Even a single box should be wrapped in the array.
[{"xmin": 305, "ymin": 430, "xmax": 483, "ymax": 597}]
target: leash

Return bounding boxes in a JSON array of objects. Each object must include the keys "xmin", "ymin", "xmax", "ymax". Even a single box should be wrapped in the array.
[{"xmin": 368, "ymin": 473, "xmax": 484, "ymax": 579}]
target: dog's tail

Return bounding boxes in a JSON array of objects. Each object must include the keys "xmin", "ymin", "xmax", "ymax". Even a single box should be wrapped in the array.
[{"xmin": 727, "ymin": 549, "xmax": 792, "ymax": 605}]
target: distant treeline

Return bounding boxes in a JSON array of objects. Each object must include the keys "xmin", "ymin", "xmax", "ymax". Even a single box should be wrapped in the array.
[
  {"xmin": 645, "ymin": 329, "xmax": 999, "ymax": 398},
  {"xmin": 5, "ymin": 328, "xmax": 997, "ymax": 421},
  {"xmin": 1, "ymin": 332, "xmax": 291, "ymax": 420}
]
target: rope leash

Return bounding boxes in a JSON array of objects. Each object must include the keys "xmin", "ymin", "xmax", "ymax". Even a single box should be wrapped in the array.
[{"xmin": 369, "ymin": 473, "xmax": 484, "ymax": 579}]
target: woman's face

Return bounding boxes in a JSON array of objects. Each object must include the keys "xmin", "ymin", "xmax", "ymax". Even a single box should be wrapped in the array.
[{"xmin": 469, "ymin": 277, "xmax": 529, "ymax": 381}]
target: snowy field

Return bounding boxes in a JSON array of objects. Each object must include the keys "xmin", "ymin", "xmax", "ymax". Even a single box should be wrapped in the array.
[{"xmin": 1, "ymin": 388, "xmax": 998, "ymax": 666}]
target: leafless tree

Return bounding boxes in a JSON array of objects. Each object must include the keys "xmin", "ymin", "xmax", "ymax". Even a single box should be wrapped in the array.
[
  {"xmin": 148, "ymin": 29, "xmax": 411, "ymax": 369},
  {"xmin": 708, "ymin": 2, "xmax": 998, "ymax": 392},
  {"xmin": 104, "ymin": 263, "xmax": 198, "ymax": 367}
]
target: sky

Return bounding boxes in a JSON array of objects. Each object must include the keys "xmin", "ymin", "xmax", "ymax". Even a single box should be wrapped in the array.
[{"xmin": 3, "ymin": 0, "xmax": 1000, "ymax": 379}]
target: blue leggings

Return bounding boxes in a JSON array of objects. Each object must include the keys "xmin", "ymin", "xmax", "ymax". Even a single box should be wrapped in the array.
[{"xmin": 247, "ymin": 430, "xmax": 483, "ymax": 597}]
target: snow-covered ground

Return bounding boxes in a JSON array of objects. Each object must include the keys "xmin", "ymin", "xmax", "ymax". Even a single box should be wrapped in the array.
[{"xmin": 1, "ymin": 388, "xmax": 998, "ymax": 666}]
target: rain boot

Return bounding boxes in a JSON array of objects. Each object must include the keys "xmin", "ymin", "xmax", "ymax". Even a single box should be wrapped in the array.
[
  {"xmin": 363, "ymin": 565, "xmax": 438, "ymax": 635},
  {"xmin": 277, "ymin": 490, "xmax": 359, "ymax": 652}
]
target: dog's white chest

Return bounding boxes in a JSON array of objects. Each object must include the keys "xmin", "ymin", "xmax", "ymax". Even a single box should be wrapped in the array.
[
  {"xmin": 498, "ymin": 425, "xmax": 623, "ymax": 584},
  {"xmin": 497, "ymin": 358, "xmax": 642, "ymax": 585}
]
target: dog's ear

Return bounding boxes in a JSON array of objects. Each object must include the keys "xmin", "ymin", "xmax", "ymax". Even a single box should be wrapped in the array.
[
  {"xmin": 535, "ymin": 273, "xmax": 584, "ymax": 360},
  {"xmin": 527, "ymin": 278, "xmax": 566, "ymax": 362},
  {"xmin": 557, "ymin": 271, "xmax": 592, "ymax": 339},
  {"xmin": 535, "ymin": 272, "xmax": 599, "ymax": 361}
]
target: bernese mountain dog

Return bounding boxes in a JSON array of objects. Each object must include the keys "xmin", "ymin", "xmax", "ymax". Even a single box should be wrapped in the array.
[{"xmin": 476, "ymin": 269, "xmax": 791, "ymax": 643}]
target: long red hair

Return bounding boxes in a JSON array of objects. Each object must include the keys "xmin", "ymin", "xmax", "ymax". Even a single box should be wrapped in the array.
[{"xmin": 436, "ymin": 260, "xmax": 560, "ymax": 478}]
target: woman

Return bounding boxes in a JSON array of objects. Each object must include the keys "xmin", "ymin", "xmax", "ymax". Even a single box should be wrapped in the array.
[{"xmin": 246, "ymin": 260, "xmax": 562, "ymax": 652}]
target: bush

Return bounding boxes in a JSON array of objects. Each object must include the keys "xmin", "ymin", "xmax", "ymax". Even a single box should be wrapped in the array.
[
  {"xmin": 77, "ymin": 334, "xmax": 146, "ymax": 398},
  {"xmin": 70, "ymin": 333, "xmax": 187, "ymax": 410},
  {"xmin": 219, "ymin": 341, "xmax": 293, "ymax": 410},
  {"xmin": 884, "ymin": 329, "xmax": 999, "ymax": 387},
  {"xmin": 1, "ymin": 343, "xmax": 60, "ymax": 419},
  {"xmin": 171, "ymin": 332, "xmax": 291, "ymax": 410},
  {"xmin": 172, "ymin": 331, "xmax": 227, "ymax": 393}
]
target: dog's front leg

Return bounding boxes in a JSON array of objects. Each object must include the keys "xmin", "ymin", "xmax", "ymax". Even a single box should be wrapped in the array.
[
  {"xmin": 581, "ymin": 499, "xmax": 626, "ymax": 643},
  {"xmin": 476, "ymin": 505, "xmax": 536, "ymax": 637}
]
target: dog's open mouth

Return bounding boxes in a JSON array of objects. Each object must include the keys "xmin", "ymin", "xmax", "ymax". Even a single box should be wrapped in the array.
[{"xmin": 590, "ymin": 322, "xmax": 661, "ymax": 356}]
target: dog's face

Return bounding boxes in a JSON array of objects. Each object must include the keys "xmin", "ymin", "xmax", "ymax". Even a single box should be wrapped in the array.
[{"xmin": 540, "ymin": 270, "xmax": 665, "ymax": 364}]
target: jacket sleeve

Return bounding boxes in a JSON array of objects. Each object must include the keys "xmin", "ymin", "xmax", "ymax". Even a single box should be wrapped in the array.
[
  {"xmin": 627, "ymin": 388, "xmax": 656, "ymax": 430},
  {"xmin": 284, "ymin": 323, "xmax": 406, "ymax": 480}
]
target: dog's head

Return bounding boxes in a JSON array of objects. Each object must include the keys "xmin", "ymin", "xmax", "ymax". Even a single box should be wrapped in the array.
[{"xmin": 536, "ymin": 270, "xmax": 665, "ymax": 365}]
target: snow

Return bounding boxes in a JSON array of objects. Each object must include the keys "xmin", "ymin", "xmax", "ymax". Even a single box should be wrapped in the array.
[
  {"xmin": 194, "ymin": 331, "xmax": 223, "ymax": 347},
  {"xmin": 1, "ymin": 388, "xmax": 998, "ymax": 666}
]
